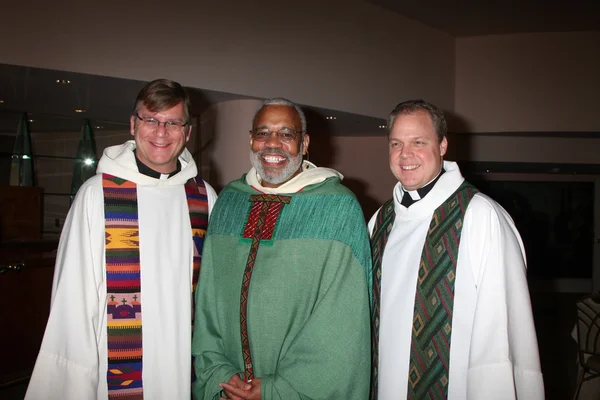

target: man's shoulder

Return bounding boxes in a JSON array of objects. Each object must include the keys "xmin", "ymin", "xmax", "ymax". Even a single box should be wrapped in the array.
[
  {"xmin": 67, "ymin": 174, "xmax": 105, "ymax": 213},
  {"xmin": 301, "ymin": 176, "xmax": 355, "ymax": 197},
  {"xmin": 74, "ymin": 172, "xmax": 146, "ymax": 201},
  {"xmin": 200, "ymin": 179, "xmax": 217, "ymax": 193},
  {"xmin": 298, "ymin": 179, "xmax": 365, "ymax": 218},
  {"xmin": 464, "ymin": 192, "xmax": 516, "ymax": 230},
  {"xmin": 220, "ymin": 176, "xmax": 250, "ymax": 194},
  {"xmin": 467, "ymin": 192, "xmax": 501, "ymax": 213},
  {"xmin": 74, "ymin": 174, "xmax": 104, "ymax": 196},
  {"xmin": 190, "ymin": 177, "xmax": 211, "ymax": 190}
]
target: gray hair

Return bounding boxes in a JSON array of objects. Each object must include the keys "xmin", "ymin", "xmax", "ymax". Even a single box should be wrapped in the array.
[
  {"xmin": 388, "ymin": 99, "xmax": 447, "ymax": 143},
  {"xmin": 252, "ymin": 98, "xmax": 307, "ymax": 133}
]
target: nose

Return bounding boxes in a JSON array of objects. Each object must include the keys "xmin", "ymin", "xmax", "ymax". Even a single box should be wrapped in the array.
[
  {"xmin": 155, "ymin": 123, "xmax": 168, "ymax": 137},
  {"xmin": 399, "ymin": 144, "xmax": 413, "ymax": 158},
  {"xmin": 264, "ymin": 132, "xmax": 282, "ymax": 147}
]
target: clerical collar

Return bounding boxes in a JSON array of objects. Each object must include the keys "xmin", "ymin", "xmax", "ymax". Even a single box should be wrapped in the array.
[
  {"xmin": 134, "ymin": 150, "xmax": 181, "ymax": 180},
  {"xmin": 401, "ymin": 168, "xmax": 445, "ymax": 206}
]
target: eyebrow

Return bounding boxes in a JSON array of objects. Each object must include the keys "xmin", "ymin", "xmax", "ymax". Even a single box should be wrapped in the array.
[
  {"xmin": 254, "ymin": 124, "xmax": 295, "ymax": 130},
  {"xmin": 389, "ymin": 135, "xmax": 427, "ymax": 141},
  {"xmin": 141, "ymin": 114, "xmax": 186, "ymax": 123}
]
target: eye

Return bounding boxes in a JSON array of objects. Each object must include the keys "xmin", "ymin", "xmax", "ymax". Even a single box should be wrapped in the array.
[
  {"xmin": 254, "ymin": 131, "xmax": 270, "ymax": 139},
  {"xmin": 415, "ymin": 140, "xmax": 424, "ymax": 145},
  {"xmin": 279, "ymin": 131, "xmax": 296, "ymax": 141},
  {"xmin": 144, "ymin": 118, "xmax": 157, "ymax": 124}
]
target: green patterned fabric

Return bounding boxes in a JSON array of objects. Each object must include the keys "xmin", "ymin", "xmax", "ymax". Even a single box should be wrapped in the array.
[
  {"xmin": 207, "ymin": 176, "xmax": 372, "ymax": 290},
  {"xmin": 192, "ymin": 175, "xmax": 372, "ymax": 400}
]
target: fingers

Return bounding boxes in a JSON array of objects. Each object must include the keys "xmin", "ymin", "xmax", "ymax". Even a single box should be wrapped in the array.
[
  {"xmin": 221, "ymin": 389, "xmax": 244, "ymax": 400},
  {"xmin": 221, "ymin": 392, "xmax": 244, "ymax": 400},
  {"xmin": 227, "ymin": 374, "xmax": 251, "ymax": 389},
  {"xmin": 220, "ymin": 382, "xmax": 250, "ymax": 400}
]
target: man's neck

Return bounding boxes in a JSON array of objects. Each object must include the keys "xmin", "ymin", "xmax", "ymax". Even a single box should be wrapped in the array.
[
  {"xmin": 134, "ymin": 151, "xmax": 181, "ymax": 179},
  {"xmin": 402, "ymin": 168, "xmax": 445, "ymax": 202}
]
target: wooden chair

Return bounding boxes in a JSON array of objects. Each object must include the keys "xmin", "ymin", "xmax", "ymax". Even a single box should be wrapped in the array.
[{"xmin": 573, "ymin": 292, "xmax": 600, "ymax": 400}]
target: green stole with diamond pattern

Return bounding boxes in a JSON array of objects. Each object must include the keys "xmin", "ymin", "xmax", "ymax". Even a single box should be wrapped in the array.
[
  {"xmin": 370, "ymin": 180, "xmax": 478, "ymax": 399},
  {"xmin": 102, "ymin": 173, "xmax": 208, "ymax": 399}
]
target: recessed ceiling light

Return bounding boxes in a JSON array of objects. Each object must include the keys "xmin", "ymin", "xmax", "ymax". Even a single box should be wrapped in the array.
[
  {"xmin": 0, "ymin": 100, "xmax": 4, "ymax": 104},
  {"xmin": 74, "ymin": 109, "xmax": 87, "ymax": 113},
  {"xmin": 56, "ymin": 79, "xmax": 71, "ymax": 84},
  {"xmin": 326, "ymin": 116, "xmax": 337, "ymax": 120},
  {"xmin": 378, "ymin": 125, "xmax": 386, "ymax": 129},
  {"xmin": 95, "ymin": 125, "xmax": 104, "ymax": 129},
  {"xmin": 28, "ymin": 119, "xmax": 35, "ymax": 123}
]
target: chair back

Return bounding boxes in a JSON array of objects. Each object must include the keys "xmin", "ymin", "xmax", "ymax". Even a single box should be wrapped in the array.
[{"xmin": 576, "ymin": 294, "xmax": 600, "ymax": 361}]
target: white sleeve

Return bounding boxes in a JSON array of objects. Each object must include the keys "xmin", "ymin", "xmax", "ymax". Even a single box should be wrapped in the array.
[
  {"xmin": 463, "ymin": 195, "xmax": 545, "ymax": 400},
  {"xmin": 202, "ymin": 180, "xmax": 218, "ymax": 217},
  {"xmin": 26, "ymin": 179, "xmax": 105, "ymax": 400},
  {"xmin": 367, "ymin": 207, "xmax": 382, "ymax": 236}
]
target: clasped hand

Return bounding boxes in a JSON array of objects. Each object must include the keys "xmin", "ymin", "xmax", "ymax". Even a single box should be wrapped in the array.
[{"xmin": 219, "ymin": 374, "xmax": 261, "ymax": 400}]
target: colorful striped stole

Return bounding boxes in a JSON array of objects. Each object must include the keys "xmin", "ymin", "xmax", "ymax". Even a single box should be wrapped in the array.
[
  {"xmin": 370, "ymin": 181, "xmax": 477, "ymax": 399},
  {"xmin": 102, "ymin": 173, "xmax": 208, "ymax": 399}
]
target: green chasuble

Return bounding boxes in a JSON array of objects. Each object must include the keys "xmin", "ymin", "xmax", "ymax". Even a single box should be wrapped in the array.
[{"xmin": 192, "ymin": 176, "xmax": 372, "ymax": 400}]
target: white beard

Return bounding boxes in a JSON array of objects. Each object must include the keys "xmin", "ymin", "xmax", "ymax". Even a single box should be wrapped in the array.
[{"xmin": 250, "ymin": 146, "xmax": 303, "ymax": 186}]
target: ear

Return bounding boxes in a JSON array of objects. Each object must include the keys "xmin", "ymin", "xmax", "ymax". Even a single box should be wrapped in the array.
[
  {"xmin": 185, "ymin": 125, "xmax": 192, "ymax": 143},
  {"xmin": 249, "ymin": 130, "xmax": 254, "ymax": 147},
  {"xmin": 130, "ymin": 115, "xmax": 136, "ymax": 136},
  {"xmin": 440, "ymin": 136, "xmax": 448, "ymax": 157},
  {"xmin": 301, "ymin": 133, "xmax": 310, "ymax": 155}
]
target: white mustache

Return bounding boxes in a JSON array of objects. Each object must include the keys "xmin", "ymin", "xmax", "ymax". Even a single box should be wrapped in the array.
[{"xmin": 258, "ymin": 149, "xmax": 289, "ymax": 158}]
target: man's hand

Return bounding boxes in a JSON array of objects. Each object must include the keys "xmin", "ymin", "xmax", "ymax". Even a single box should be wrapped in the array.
[
  {"xmin": 219, "ymin": 374, "xmax": 249, "ymax": 400},
  {"xmin": 219, "ymin": 375, "xmax": 262, "ymax": 400}
]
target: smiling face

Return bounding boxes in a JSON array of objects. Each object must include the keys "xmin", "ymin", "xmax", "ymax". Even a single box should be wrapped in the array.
[
  {"xmin": 388, "ymin": 110, "xmax": 447, "ymax": 191},
  {"xmin": 249, "ymin": 104, "xmax": 310, "ymax": 188},
  {"xmin": 130, "ymin": 102, "xmax": 191, "ymax": 174}
]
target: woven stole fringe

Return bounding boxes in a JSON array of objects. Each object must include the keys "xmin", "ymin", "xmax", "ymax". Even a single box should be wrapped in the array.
[
  {"xmin": 240, "ymin": 194, "xmax": 291, "ymax": 381},
  {"xmin": 103, "ymin": 174, "xmax": 207, "ymax": 399},
  {"xmin": 370, "ymin": 182, "xmax": 477, "ymax": 400}
]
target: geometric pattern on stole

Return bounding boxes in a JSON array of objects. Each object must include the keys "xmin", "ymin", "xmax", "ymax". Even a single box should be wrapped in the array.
[
  {"xmin": 103, "ymin": 174, "xmax": 143, "ymax": 399},
  {"xmin": 239, "ymin": 194, "xmax": 291, "ymax": 381},
  {"xmin": 184, "ymin": 177, "xmax": 208, "ymax": 385},
  {"xmin": 102, "ymin": 174, "xmax": 208, "ymax": 399},
  {"xmin": 369, "ymin": 198, "xmax": 395, "ymax": 400},
  {"xmin": 407, "ymin": 182, "xmax": 477, "ymax": 399},
  {"xmin": 184, "ymin": 177, "xmax": 208, "ymax": 324}
]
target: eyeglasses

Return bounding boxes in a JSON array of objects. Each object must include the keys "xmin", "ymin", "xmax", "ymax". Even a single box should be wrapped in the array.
[
  {"xmin": 250, "ymin": 128, "xmax": 304, "ymax": 143},
  {"xmin": 136, "ymin": 113, "xmax": 188, "ymax": 133}
]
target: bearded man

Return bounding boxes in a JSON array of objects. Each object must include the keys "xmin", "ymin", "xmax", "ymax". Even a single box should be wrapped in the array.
[{"xmin": 192, "ymin": 98, "xmax": 372, "ymax": 400}]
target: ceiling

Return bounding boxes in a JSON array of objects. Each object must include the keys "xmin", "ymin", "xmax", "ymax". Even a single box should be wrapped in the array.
[
  {"xmin": 367, "ymin": 0, "xmax": 600, "ymax": 37},
  {"xmin": 1, "ymin": 2, "xmax": 597, "ymax": 137}
]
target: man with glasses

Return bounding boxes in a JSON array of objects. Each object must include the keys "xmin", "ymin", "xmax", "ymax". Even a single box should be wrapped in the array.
[
  {"xmin": 192, "ymin": 98, "xmax": 372, "ymax": 399},
  {"xmin": 26, "ymin": 79, "xmax": 217, "ymax": 399}
]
